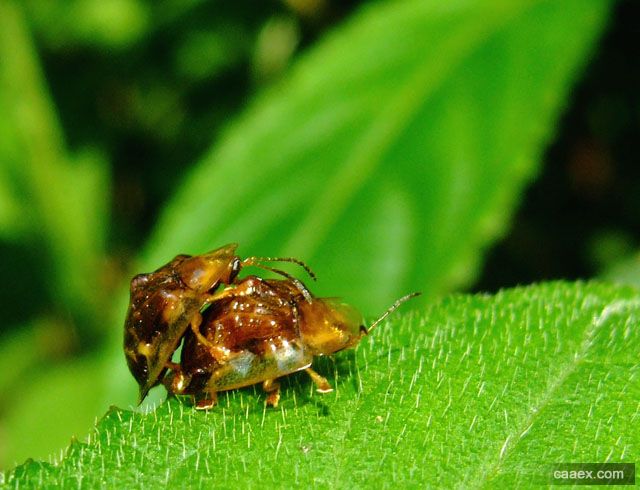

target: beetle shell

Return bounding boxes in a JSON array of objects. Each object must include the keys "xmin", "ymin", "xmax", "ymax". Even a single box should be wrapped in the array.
[
  {"xmin": 167, "ymin": 274, "xmax": 370, "ymax": 408},
  {"xmin": 175, "ymin": 276, "xmax": 313, "ymax": 395},
  {"xmin": 124, "ymin": 244, "xmax": 241, "ymax": 401}
]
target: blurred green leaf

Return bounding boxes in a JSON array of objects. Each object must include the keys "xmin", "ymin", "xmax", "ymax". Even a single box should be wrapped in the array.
[
  {"xmin": 588, "ymin": 229, "xmax": 635, "ymax": 272},
  {"xmin": 143, "ymin": 0, "xmax": 612, "ymax": 315},
  {"xmin": 252, "ymin": 16, "xmax": 300, "ymax": 82},
  {"xmin": 0, "ymin": 325, "xmax": 42, "ymax": 397},
  {"xmin": 4, "ymin": 281, "xmax": 639, "ymax": 486},
  {"xmin": 602, "ymin": 252, "xmax": 640, "ymax": 290},
  {"xmin": 23, "ymin": 0, "xmax": 149, "ymax": 50},
  {"xmin": 0, "ymin": 355, "xmax": 105, "ymax": 470},
  {"xmin": 174, "ymin": 25, "xmax": 250, "ymax": 82},
  {"xmin": 153, "ymin": 0, "xmax": 209, "ymax": 28},
  {"xmin": 0, "ymin": 318, "xmax": 100, "ymax": 470},
  {"xmin": 0, "ymin": 1, "xmax": 110, "ymax": 335},
  {"xmin": 0, "ymin": 167, "xmax": 26, "ymax": 240}
]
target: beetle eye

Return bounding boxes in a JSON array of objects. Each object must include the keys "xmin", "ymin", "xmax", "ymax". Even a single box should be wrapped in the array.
[
  {"xmin": 130, "ymin": 273, "xmax": 150, "ymax": 292},
  {"xmin": 229, "ymin": 258, "xmax": 241, "ymax": 282}
]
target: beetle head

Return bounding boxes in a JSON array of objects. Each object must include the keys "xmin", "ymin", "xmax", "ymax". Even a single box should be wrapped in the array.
[
  {"xmin": 177, "ymin": 243, "xmax": 241, "ymax": 294},
  {"xmin": 298, "ymin": 299, "xmax": 364, "ymax": 355},
  {"xmin": 299, "ymin": 292, "xmax": 421, "ymax": 356}
]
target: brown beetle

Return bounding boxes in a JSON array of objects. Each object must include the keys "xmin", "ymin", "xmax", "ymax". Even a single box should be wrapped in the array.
[
  {"xmin": 124, "ymin": 244, "xmax": 315, "ymax": 402},
  {"xmin": 165, "ymin": 275, "xmax": 419, "ymax": 409}
]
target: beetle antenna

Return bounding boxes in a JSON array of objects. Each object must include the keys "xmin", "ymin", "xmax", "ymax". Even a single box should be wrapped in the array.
[
  {"xmin": 250, "ymin": 263, "xmax": 314, "ymax": 303},
  {"xmin": 244, "ymin": 256, "xmax": 317, "ymax": 281},
  {"xmin": 364, "ymin": 292, "xmax": 421, "ymax": 334}
]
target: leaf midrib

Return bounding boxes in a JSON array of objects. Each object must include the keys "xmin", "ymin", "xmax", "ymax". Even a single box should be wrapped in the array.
[{"xmin": 471, "ymin": 299, "xmax": 640, "ymax": 488}]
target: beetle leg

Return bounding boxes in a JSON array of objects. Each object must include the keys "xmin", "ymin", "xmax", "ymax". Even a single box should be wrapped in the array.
[
  {"xmin": 171, "ymin": 371, "xmax": 191, "ymax": 395},
  {"xmin": 263, "ymin": 379, "xmax": 281, "ymax": 407},
  {"xmin": 305, "ymin": 368, "xmax": 333, "ymax": 393},
  {"xmin": 204, "ymin": 285, "xmax": 241, "ymax": 304},
  {"xmin": 189, "ymin": 311, "xmax": 239, "ymax": 364},
  {"xmin": 162, "ymin": 362, "xmax": 191, "ymax": 395},
  {"xmin": 194, "ymin": 391, "xmax": 218, "ymax": 410}
]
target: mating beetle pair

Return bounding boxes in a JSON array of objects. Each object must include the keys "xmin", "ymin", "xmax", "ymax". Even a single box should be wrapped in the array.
[{"xmin": 124, "ymin": 244, "xmax": 418, "ymax": 408}]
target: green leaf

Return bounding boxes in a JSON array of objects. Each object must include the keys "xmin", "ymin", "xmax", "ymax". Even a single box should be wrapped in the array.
[
  {"xmin": 0, "ymin": 1, "xmax": 110, "ymax": 334},
  {"xmin": 4, "ymin": 281, "xmax": 638, "ymax": 487},
  {"xmin": 602, "ymin": 252, "xmax": 640, "ymax": 290},
  {"xmin": 23, "ymin": 0, "xmax": 150, "ymax": 50},
  {"xmin": 142, "ymin": 0, "xmax": 611, "ymax": 314},
  {"xmin": 0, "ymin": 167, "xmax": 25, "ymax": 240},
  {"xmin": 0, "ymin": 356, "xmax": 105, "ymax": 470}
]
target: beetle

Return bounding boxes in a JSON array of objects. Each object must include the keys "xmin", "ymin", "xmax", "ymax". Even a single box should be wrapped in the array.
[
  {"xmin": 164, "ymin": 275, "xmax": 419, "ymax": 409},
  {"xmin": 124, "ymin": 243, "xmax": 315, "ymax": 402}
]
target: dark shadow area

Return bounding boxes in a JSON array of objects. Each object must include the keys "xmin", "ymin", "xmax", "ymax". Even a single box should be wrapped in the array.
[
  {"xmin": 0, "ymin": 241, "xmax": 51, "ymax": 329},
  {"xmin": 475, "ymin": 0, "xmax": 640, "ymax": 291}
]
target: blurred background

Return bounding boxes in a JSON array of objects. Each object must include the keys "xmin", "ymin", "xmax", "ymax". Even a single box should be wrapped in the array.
[{"xmin": 0, "ymin": 0, "xmax": 637, "ymax": 471}]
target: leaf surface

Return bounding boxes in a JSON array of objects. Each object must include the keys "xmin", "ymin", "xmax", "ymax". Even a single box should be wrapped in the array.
[{"xmin": 4, "ymin": 282, "xmax": 638, "ymax": 488}]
